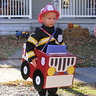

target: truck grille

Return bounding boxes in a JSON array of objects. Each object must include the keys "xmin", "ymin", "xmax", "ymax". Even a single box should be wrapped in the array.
[{"xmin": 49, "ymin": 57, "xmax": 76, "ymax": 72}]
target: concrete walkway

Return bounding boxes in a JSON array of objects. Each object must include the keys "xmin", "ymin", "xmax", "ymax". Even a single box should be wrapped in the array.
[{"xmin": 0, "ymin": 49, "xmax": 96, "ymax": 83}]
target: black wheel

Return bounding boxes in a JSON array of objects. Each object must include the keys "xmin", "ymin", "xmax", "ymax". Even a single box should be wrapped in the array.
[
  {"xmin": 21, "ymin": 61, "xmax": 30, "ymax": 80},
  {"xmin": 33, "ymin": 70, "xmax": 44, "ymax": 92}
]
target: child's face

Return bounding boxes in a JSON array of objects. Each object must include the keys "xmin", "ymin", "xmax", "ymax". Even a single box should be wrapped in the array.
[{"xmin": 42, "ymin": 12, "xmax": 57, "ymax": 27}]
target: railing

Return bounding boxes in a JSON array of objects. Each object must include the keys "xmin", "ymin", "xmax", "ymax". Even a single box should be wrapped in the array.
[
  {"xmin": 0, "ymin": 0, "xmax": 32, "ymax": 19},
  {"xmin": 52, "ymin": 0, "xmax": 96, "ymax": 18}
]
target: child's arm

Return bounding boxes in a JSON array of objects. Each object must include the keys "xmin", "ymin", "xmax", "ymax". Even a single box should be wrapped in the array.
[
  {"xmin": 30, "ymin": 58, "xmax": 37, "ymax": 67},
  {"xmin": 26, "ymin": 27, "xmax": 42, "ymax": 64}
]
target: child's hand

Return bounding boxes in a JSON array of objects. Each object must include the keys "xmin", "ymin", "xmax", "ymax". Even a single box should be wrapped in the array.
[{"xmin": 30, "ymin": 58, "xmax": 37, "ymax": 67}]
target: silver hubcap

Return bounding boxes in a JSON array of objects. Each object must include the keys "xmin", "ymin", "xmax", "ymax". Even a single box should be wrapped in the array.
[
  {"xmin": 36, "ymin": 76, "xmax": 41, "ymax": 85},
  {"xmin": 23, "ymin": 66, "xmax": 28, "ymax": 74}
]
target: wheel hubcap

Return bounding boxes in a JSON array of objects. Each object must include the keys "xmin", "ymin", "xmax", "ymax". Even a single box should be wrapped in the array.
[
  {"xmin": 36, "ymin": 76, "xmax": 41, "ymax": 85},
  {"xmin": 23, "ymin": 66, "xmax": 28, "ymax": 74}
]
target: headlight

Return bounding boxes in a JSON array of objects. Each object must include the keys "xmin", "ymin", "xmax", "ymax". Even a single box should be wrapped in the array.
[
  {"xmin": 67, "ymin": 66, "xmax": 75, "ymax": 75},
  {"xmin": 47, "ymin": 67, "xmax": 56, "ymax": 76}
]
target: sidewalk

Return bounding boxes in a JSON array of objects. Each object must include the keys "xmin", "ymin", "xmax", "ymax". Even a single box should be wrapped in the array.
[
  {"xmin": 0, "ymin": 49, "xmax": 31, "ymax": 83},
  {"xmin": 0, "ymin": 49, "xmax": 96, "ymax": 83}
]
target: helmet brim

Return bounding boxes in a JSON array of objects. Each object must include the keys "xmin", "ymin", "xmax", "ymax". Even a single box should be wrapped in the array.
[{"xmin": 38, "ymin": 10, "xmax": 60, "ymax": 23}]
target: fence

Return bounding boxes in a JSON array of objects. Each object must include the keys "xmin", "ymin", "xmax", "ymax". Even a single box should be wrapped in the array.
[
  {"xmin": 0, "ymin": 0, "xmax": 32, "ymax": 19},
  {"xmin": 52, "ymin": 0, "xmax": 96, "ymax": 18},
  {"xmin": 0, "ymin": 0, "xmax": 96, "ymax": 19}
]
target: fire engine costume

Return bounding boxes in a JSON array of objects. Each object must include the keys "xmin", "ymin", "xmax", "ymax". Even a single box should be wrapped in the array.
[{"xmin": 26, "ymin": 4, "xmax": 65, "ymax": 96}]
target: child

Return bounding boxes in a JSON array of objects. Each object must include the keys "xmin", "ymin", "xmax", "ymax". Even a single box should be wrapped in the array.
[{"xmin": 26, "ymin": 4, "xmax": 65, "ymax": 96}]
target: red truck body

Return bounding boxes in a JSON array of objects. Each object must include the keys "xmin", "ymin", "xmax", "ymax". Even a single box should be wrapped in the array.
[{"xmin": 21, "ymin": 43, "xmax": 76, "ymax": 91}]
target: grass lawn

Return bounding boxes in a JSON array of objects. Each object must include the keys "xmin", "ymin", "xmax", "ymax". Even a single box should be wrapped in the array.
[
  {"xmin": 64, "ymin": 36, "xmax": 96, "ymax": 67},
  {"xmin": 0, "ymin": 35, "xmax": 96, "ymax": 67},
  {"xmin": 0, "ymin": 35, "xmax": 25, "ymax": 60},
  {"xmin": 58, "ymin": 82, "xmax": 96, "ymax": 96}
]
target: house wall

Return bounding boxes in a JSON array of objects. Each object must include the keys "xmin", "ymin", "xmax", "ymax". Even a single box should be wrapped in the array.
[
  {"xmin": 0, "ymin": 23, "xmax": 31, "ymax": 35},
  {"xmin": 32, "ymin": 0, "xmax": 52, "ymax": 19},
  {"xmin": 0, "ymin": 23, "xmax": 94, "ymax": 35}
]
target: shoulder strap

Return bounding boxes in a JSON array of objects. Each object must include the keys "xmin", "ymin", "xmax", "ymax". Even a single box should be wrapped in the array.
[
  {"xmin": 40, "ymin": 28, "xmax": 52, "ymax": 37},
  {"xmin": 40, "ymin": 28, "xmax": 57, "ymax": 52},
  {"xmin": 40, "ymin": 27, "xmax": 60, "ymax": 43}
]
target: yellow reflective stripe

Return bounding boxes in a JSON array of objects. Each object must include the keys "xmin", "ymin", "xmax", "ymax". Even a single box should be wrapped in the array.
[
  {"xmin": 27, "ymin": 51, "xmax": 35, "ymax": 58},
  {"xmin": 27, "ymin": 36, "xmax": 38, "ymax": 45},
  {"xmin": 38, "ymin": 37, "xmax": 49, "ymax": 46},
  {"xmin": 38, "ymin": 37, "xmax": 54, "ymax": 46},
  {"xmin": 55, "ymin": 41, "xmax": 60, "ymax": 45},
  {"xmin": 61, "ymin": 42, "xmax": 65, "ymax": 45}
]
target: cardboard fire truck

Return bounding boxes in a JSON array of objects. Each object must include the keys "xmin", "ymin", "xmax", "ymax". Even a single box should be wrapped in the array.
[{"xmin": 21, "ymin": 43, "xmax": 76, "ymax": 91}]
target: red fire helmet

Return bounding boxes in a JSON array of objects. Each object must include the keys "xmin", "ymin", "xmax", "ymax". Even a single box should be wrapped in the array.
[{"xmin": 38, "ymin": 4, "xmax": 60, "ymax": 23}]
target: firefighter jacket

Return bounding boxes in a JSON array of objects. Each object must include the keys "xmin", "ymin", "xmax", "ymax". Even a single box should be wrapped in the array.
[{"xmin": 26, "ymin": 24, "xmax": 65, "ymax": 62}]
